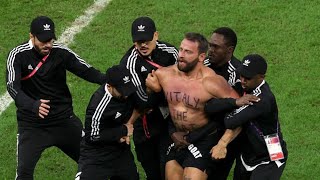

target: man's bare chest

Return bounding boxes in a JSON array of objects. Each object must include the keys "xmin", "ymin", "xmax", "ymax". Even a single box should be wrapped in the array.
[{"xmin": 162, "ymin": 79, "xmax": 209, "ymax": 109}]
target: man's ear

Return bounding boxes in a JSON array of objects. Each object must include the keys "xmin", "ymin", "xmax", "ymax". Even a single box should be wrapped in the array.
[
  {"xmin": 153, "ymin": 31, "xmax": 159, "ymax": 41},
  {"xmin": 258, "ymin": 74, "xmax": 265, "ymax": 80},
  {"xmin": 228, "ymin": 46, "xmax": 235, "ymax": 54},
  {"xmin": 105, "ymin": 83, "xmax": 112, "ymax": 93},
  {"xmin": 29, "ymin": 33, "xmax": 34, "ymax": 39},
  {"xmin": 198, "ymin": 52, "xmax": 207, "ymax": 62}
]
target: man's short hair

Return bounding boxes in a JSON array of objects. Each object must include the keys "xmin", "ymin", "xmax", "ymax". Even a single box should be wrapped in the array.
[
  {"xmin": 213, "ymin": 27, "xmax": 237, "ymax": 48},
  {"xmin": 184, "ymin": 32, "xmax": 208, "ymax": 54}
]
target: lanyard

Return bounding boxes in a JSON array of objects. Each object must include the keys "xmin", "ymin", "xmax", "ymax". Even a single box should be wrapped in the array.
[
  {"xmin": 136, "ymin": 49, "xmax": 163, "ymax": 69},
  {"xmin": 243, "ymin": 91, "xmax": 279, "ymax": 136},
  {"xmin": 145, "ymin": 59, "xmax": 163, "ymax": 69},
  {"xmin": 142, "ymin": 57, "xmax": 160, "ymax": 139},
  {"xmin": 137, "ymin": 51, "xmax": 162, "ymax": 138},
  {"xmin": 21, "ymin": 54, "xmax": 49, "ymax": 81},
  {"xmin": 142, "ymin": 114, "xmax": 151, "ymax": 139},
  {"xmin": 250, "ymin": 120, "xmax": 279, "ymax": 137}
]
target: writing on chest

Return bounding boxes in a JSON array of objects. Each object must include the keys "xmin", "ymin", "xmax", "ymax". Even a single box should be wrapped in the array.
[{"xmin": 165, "ymin": 91, "xmax": 200, "ymax": 109}]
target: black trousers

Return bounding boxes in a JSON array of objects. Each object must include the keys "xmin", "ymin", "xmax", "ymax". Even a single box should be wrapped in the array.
[
  {"xmin": 78, "ymin": 148, "xmax": 139, "ymax": 180},
  {"xmin": 16, "ymin": 115, "xmax": 83, "ymax": 180},
  {"xmin": 237, "ymin": 160, "xmax": 286, "ymax": 180},
  {"xmin": 134, "ymin": 132, "xmax": 170, "ymax": 180}
]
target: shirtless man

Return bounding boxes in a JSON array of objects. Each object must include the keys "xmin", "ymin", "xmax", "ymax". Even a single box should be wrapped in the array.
[{"xmin": 146, "ymin": 32, "xmax": 241, "ymax": 180}]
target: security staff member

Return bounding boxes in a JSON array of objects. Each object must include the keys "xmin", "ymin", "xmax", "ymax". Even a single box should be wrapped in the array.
[
  {"xmin": 205, "ymin": 27, "xmax": 243, "ymax": 180},
  {"xmin": 119, "ymin": 16, "xmax": 178, "ymax": 180},
  {"xmin": 225, "ymin": 54, "xmax": 288, "ymax": 180},
  {"xmin": 205, "ymin": 27, "xmax": 242, "ymax": 94},
  {"xmin": 207, "ymin": 54, "xmax": 288, "ymax": 180},
  {"xmin": 77, "ymin": 65, "xmax": 139, "ymax": 180},
  {"xmin": 6, "ymin": 16, "xmax": 106, "ymax": 179}
]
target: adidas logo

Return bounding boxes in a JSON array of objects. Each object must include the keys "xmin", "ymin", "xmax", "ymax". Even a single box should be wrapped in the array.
[
  {"xmin": 43, "ymin": 24, "xmax": 51, "ymax": 31},
  {"xmin": 123, "ymin": 76, "xmax": 130, "ymax": 83},
  {"xmin": 141, "ymin": 66, "xmax": 147, "ymax": 72},
  {"xmin": 28, "ymin": 64, "xmax": 33, "ymax": 70},
  {"xmin": 243, "ymin": 59, "xmax": 250, "ymax": 66},
  {"xmin": 137, "ymin": 25, "xmax": 145, "ymax": 32},
  {"xmin": 115, "ymin": 112, "xmax": 122, "ymax": 119}
]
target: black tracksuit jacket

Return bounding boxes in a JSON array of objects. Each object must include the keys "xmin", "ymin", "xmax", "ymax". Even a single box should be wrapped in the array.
[
  {"xmin": 80, "ymin": 84, "xmax": 136, "ymax": 162},
  {"xmin": 204, "ymin": 56, "xmax": 243, "ymax": 95},
  {"xmin": 119, "ymin": 41, "xmax": 178, "ymax": 142},
  {"xmin": 6, "ymin": 40, "xmax": 106, "ymax": 127},
  {"xmin": 224, "ymin": 80, "xmax": 288, "ymax": 166}
]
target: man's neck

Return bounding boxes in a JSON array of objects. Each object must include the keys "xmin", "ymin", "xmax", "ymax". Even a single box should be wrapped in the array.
[
  {"xmin": 179, "ymin": 64, "xmax": 204, "ymax": 80},
  {"xmin": 215, "ymin": 55, "xmax": 232, "ymax": 67},
  {"xmin": 245, "ymin": 80, "xmax": 265, "ymax": 94}
]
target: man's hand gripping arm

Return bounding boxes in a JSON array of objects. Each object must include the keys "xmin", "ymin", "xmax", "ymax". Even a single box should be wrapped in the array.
[
  {"xmin": 210, "ymin": 127, "xmax": 242, "ymax": 160},
  {"xmin": 146, "ymin": 70, "xmax": 162, "ymax": 93}
]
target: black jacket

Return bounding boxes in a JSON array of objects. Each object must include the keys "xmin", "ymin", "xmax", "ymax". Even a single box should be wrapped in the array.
[
  {"xmin": 119, "ymin": 41, "xmax": 177, "ymax": 104},
  {"xmin": 224, "ymin": 80, "xmax": 288, "ymax": 166},
  {"xmin": 119, "ymin": 41, "xmax": 177, "ymax": 142},
  {"xmin": 204, "ymin": 56, "xmax": 242, "ymax": 95},
  {"xmin": 81, "ymin": 84, "xmax": 136, "ymax": 162},
  {"xmin": 6, "ymin": 40, "xmax": 106, "ymax": 127}
]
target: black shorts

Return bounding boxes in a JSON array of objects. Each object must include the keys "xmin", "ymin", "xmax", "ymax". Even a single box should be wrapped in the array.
[{"xmin": 166, "ymin": 129, "xmax": 223, "ymax": 171}]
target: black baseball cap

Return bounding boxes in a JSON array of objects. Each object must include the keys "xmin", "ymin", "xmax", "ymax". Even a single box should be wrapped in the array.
[
  {"xmin": 30, "ymin": 16, "xmax": 56, "ymax": 42},
  {"xmin": 238, "ymin": 54, "xmax": 268, "ymax": 78},
  {"xmin": 131, "ymin": 16, "xmax": 156, "ymax": 42},
  {"xmin": 106, "ymin": 65, "xmax": 137, "ymax": 97}
]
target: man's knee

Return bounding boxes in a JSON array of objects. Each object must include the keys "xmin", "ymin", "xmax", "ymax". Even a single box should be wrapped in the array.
[
  {"xmin": 183, "ymin": 167, "xmax": 207, "ymax": 180},
  {"xmin": 165, "ymin": 160, "xmax": 183, "ymax": 179}
]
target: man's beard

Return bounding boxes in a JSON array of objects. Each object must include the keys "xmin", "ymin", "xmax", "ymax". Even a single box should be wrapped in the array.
[
  {"xmin": 178, "ymin": 58, "xmax": 199, "ymax": 73},
  {"xmin": 34, "ymin": 44, "xmax": 50, "ymax": 56}
]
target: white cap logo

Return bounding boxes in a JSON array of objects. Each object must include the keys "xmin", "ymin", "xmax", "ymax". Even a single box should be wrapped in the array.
[
  {"xmin": 137, "ymin": 25, "xmax": 145, "ymax": 32},
  {"xmin": 243, "ymin": 59, "xmax": 250, "ymax": 66},
  {"xmin": 43, "ymin": 24, "xmax": 51, "ymax": 31},
  {"xmin": 123, "ymin": 76, "xmax": 130, "ymax": 83}
]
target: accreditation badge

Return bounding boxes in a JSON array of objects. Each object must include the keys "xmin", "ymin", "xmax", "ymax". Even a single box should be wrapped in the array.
[{"xmin": 264, "ymin": 133, "xmax": 284, "ymax": 161}]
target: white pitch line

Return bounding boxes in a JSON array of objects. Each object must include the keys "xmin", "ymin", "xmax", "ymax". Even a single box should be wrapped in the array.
[
  {"xmin": 0, "ymin": 92, "xmax": 12, "ymax": 116},
  {"xmin": 0, "ymin": 0, "xmax": 112, "ymax": 116}
]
